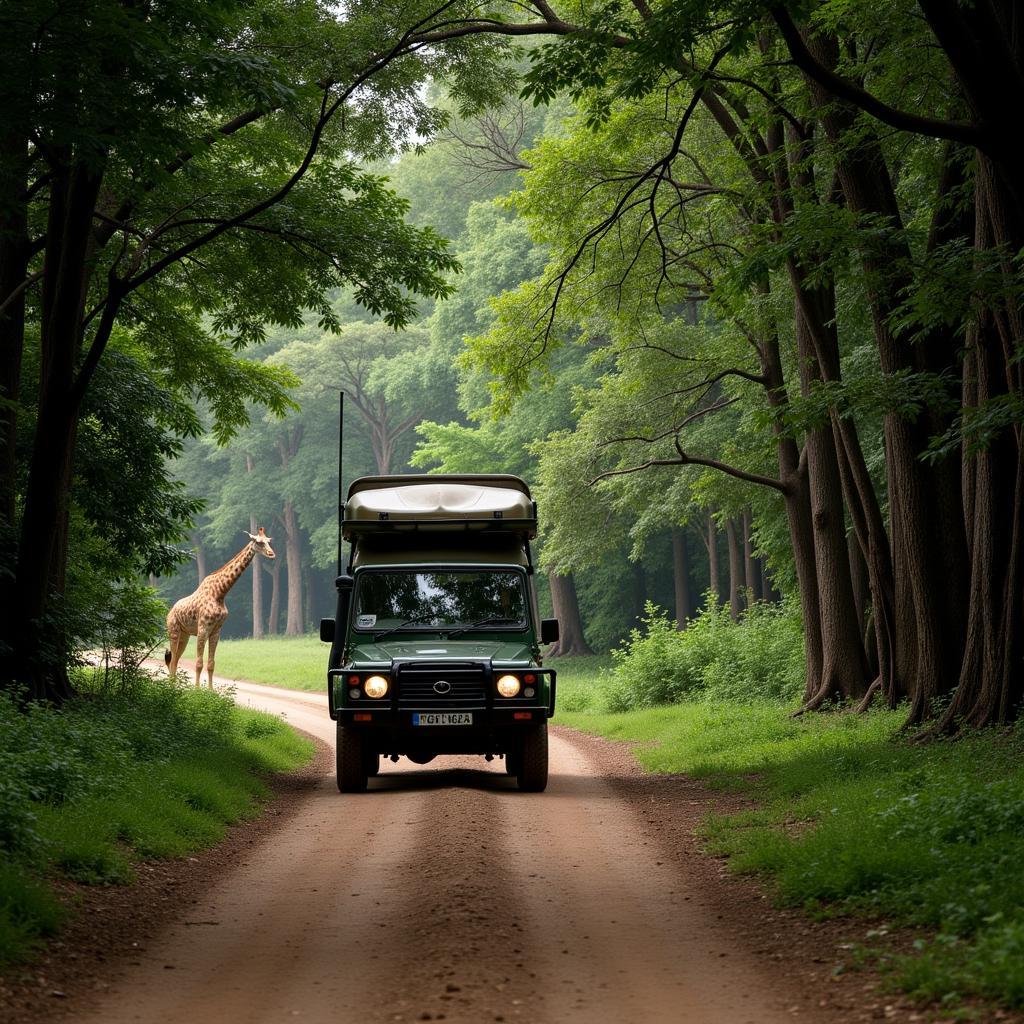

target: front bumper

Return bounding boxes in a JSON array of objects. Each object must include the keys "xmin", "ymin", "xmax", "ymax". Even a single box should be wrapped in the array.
[
  {"xmin": 335, "ymin": 704, "xmax": 550, "ymax": 755},
  {"xmin": 327, "ymin": 660, "xmax": 556, "ymax": 756}
]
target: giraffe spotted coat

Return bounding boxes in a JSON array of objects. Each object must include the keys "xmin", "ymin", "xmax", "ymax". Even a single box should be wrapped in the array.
[{"xmin": 165, "ymin": 527, "xmax": 275, "ymax": 687}]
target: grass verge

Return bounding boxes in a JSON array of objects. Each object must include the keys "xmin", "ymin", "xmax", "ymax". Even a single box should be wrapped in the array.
[
  {"xmin": 0, "ymin": 672, "xmax": 313, "ymax": 966},
  {"xmin": 215, "ymin": 635, "xmax": 328, "ymax": 691},
  {"xmin": 558, "ymin": 662, "xmax": 1024, "ymax": 1012}
]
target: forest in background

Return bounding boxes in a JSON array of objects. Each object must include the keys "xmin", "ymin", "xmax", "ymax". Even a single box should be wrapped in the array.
[
  {"xmin": 1, "ymin": 0, "xmax": 1022, "ymax": 734},
  {"xmin": 156, "ymin": 89, "xmax": 760, "ymax": 658}
]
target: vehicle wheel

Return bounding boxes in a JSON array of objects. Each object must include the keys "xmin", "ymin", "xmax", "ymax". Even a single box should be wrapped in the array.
[
  {"xmin": 365, "ymin": 749, "xmax": 381, "ymax": 777},
  {"xmin": 505, "ymin": 748, "xmax": 521, "ymax": 776},
  {"xmin": 336, "ymin": 722, "xmax": 368, "ymax": 792},
  {"xmin": 516, "ymin": 725, "xmax": 548, "ymax": 792}
]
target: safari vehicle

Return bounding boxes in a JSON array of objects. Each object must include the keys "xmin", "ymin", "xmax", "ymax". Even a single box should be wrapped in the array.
[{"xmin": 320, "ymin": 474, "xmax": 559, "ymax": 793}]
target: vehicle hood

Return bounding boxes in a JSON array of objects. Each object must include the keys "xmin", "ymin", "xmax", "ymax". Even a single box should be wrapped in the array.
[{"xmin": 348, "ymin": 638, "xmax": 534, "ymax": 666}]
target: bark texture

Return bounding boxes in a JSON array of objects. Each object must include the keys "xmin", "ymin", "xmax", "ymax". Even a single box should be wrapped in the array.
[
  {"xmin": 672, "ymin": 526, "xmax": 691, "ymax": 629},
  {"xmin": 282, "ymin": 501, "xmax": 303, "ymax": 637},
  {"xmin": 726, "ymin": 517, "xmax": 744, "ymax": 621},
  {"xmin": 546, "ymin": 573, "xmax": 593, "ymax": 658}
]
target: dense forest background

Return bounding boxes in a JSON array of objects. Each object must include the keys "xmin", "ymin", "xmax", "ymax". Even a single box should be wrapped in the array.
[
  {"xmin": 154, "ymin": 89, "xmax": 741, "ymax": 656},
  {"xmin": 2, "ymin": 0, "xmax": 1023, "ymax": 732}
]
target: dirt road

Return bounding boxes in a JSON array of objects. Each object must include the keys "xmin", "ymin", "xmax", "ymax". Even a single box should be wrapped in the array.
[{"xmin": 65, "ymin": 681, "xmax": 823, "ymax": 1024}]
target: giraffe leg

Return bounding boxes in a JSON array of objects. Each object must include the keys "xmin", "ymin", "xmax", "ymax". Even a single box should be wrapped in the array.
[
  {"xmin": 195, "ymin": 629, "xmax": 207, "ymax": 688},
  {"xmin": 169, "ymin": 633, "xmax": 188, "ymax": 680},
  {"xmin": 166, "ymin": 624, "xmax": 180, "ymax": 679},
  {"xmin": 206, "ymin": 630, "xmax": 220, "ymax": 690}
]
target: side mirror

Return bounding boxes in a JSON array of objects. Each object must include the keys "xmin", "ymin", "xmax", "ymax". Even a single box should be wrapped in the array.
[
  {"xmin": 541, "ymin": 618, "xmax": 560, "ymax": 645},
  {"xmin": 320, "ymin": 618, "xmax": 335, "ymax": 643}
]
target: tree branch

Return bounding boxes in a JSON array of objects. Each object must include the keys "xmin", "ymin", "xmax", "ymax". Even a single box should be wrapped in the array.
[
  {"xmin": 770, "ymin": 6, "xmax": 984, "ymax": 148},
  {"xmin": 0, "ymin": 270, "xmax": 42, "ymax": 317}
]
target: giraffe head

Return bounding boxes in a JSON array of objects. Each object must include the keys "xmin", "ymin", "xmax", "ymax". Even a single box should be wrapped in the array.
[{"xmin": 246, "ymin": 527, "xmax": 276, "ymax": 559}]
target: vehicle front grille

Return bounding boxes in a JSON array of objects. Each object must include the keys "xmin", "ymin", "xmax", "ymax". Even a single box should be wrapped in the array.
[{"xmin": 396, "ymin": 661, "xmax": 488, "ymax": 708}]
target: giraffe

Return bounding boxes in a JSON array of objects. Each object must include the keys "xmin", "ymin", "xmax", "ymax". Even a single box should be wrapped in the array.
[{"xmin": 164, "ymin": 528, "xmax": 276, "ymax": 687}]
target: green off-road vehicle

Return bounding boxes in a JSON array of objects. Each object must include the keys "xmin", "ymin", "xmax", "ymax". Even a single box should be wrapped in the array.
[{"xmin": 320, "ymin": 474, "xmax": 559, "ymax": 793}]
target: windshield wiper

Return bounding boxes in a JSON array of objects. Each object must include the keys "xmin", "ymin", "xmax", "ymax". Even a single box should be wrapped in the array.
[
  {"xmin": 446, "ymin": 616, "xmax": 521, "ymax": 638},
  {"xmin": 372, "ymin": 615, "xmax": 436, "ymax": 642}
]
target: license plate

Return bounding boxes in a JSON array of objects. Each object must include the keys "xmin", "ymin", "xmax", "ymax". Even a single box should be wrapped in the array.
[{"xmin": 412, "ymin": 712, "xmax": 473, "ymax": 726}]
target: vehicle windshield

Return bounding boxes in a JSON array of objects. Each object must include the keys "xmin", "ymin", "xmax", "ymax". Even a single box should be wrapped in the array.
[{"xmin": 353, "ymin": 570, "xmax": 527, "ymax": 631}]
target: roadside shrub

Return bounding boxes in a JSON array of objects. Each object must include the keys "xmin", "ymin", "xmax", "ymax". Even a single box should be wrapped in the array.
[
  {"xmin": 0, "ymin": 669, "xmax": 312, "ymax": 967},
  {"xmin": 698, "ymin": 600, "xmax": 805, "ymax": 702},
  {"xmin": 607, "ymin": 606, "xmax": 696, "ymax": 710},
  {"xmin": 606, "ymin": 599, "xmax": 804, "ymax": 711},
  {"xmin": 86, "ymin": 675, "xmax": 238, "ymax": 762}
]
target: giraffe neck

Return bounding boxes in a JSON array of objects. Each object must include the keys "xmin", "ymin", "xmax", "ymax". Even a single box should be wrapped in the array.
[{"xmin": 205, "ymin": 542, "xmax": 256, "ymax": 600}]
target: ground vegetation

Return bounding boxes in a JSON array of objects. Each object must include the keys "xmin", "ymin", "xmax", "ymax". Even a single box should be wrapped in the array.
[{"xmin": 0, "ymin": 668, "xmax": 311, "ymax": 964}]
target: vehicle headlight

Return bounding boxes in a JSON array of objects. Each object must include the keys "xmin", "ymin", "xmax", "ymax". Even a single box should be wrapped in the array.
[
  {"xmin": 364, "ymin": 674, "xmax": 389, "ymax": 699},
  {"xmin": 496, "ymin": 674, "xmax": 521, "ymax": 698}
]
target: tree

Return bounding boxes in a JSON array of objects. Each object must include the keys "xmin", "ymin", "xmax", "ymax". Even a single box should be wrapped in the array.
[
  {"xmin": 1, "ymin": 0, "xmax": 516, "ymax": 695},
  {"xmin": 292, "ymin": 321, "xmax": 434, "ymax": 475},
  {"xmin": 422, "ymin": 0, "xmax": 1023, "ymax": 726}
]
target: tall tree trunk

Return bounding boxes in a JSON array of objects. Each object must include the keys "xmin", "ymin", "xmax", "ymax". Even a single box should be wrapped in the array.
[
  {"xmin": 195, "ymin": 540, "xmax": 207, "ymax": 585},
  {"xmin": 847, "ymin": 530, "xmax": 876, "ymax": 677},
  {"xmin": 938, "ymin": 158, "xmax": 1024, "ymax": 729},
  {"xmin": 545, "ymin": 573, "xmax": 593, "ymax": 658},
  {"xmin": 758, "ymin": 322, "xmax": 824, "ymax": 702},
  {"xmin": 371, "ymin": 425, "xmax": 392, "ymax": 475},
  {"xmin": 774, "ymin": 118, "xmax": 891, "ymax": 707},
  {"xmin": 267, "ymin": 557, "xmax": 281, "ymax": 635},
  {"xmin": 3, "ymin": 158, "xmax": 108, "ymax": 699},
  {"xmin": 799, "ymin": 29, "xmax": 970, "ymax": 721},
  {"xmin": 304, "ymin": 565, "xmax": 315, "ymax": 633},
  {"xmin": 246, "ymin": 455, "xmax": 264, "ymax": 639},
  {"xmin": 794, "ymin": 305, "xmax": 869, "ymax": 706},
  {"xmin": 283, "ymin": 501, "xmax": 303, "ymax": 636},
  {"xmin": 742, "ymin": 511, "xmax": 760, "ymax": 602},
  {"xmin": 0, "ymin": 127, "xmax": 27, "ymax": 531},
  {"xmin": 706, "ymin": 512, "xmax": 720, "ymax": 606},
  {"xmin": 726, "ymin": 517, "xmax": 744, "ymax": 621},
  {"xmin": 631, "ymin": 560, "xmax": 646, "ymax": 623},
  {"xmin": 671, "ymin": 526, "xmax": 691, "ymax": 629}
]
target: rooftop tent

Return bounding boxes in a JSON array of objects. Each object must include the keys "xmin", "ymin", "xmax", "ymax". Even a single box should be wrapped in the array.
[{"xmin": 343, "ymin": 475, "xmax": 537, "ymax": 541}]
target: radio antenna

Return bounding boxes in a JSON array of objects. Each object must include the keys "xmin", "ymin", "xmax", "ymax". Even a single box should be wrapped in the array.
[{"xmin": 337, "ymin": 390, "xmax": 345, "ymax": 577}]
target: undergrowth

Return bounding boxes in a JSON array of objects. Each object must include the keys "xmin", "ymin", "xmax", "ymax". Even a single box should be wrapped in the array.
[
  {"xmin": 0, "ymin": 671, "xmax": 312, "ymax": 966},
  {"xmin": 558, "ymin": 599, "xmax": 804, "ymax": 713}
]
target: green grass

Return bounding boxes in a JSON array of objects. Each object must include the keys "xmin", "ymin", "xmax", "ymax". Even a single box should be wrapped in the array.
[
  {"xmin": 215, "ymin": 635, "xmax": 328, "ymax": 691},
  {"xmin": 559, "ymin": 665, "xmax": 1024, "ymax": 1012},
  {"xmin": 0, "ymin": 679, "xmax": 313, "ymax": 966}
]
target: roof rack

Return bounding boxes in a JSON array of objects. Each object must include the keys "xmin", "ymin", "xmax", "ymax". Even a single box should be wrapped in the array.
[{"xmin": 342, "ymin": 475, "xmax": 537, "ymax": 541}]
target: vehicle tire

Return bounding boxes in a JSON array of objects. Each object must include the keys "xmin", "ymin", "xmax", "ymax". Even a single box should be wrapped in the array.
[
  {"xmin": 505, "ymin": 748, "xmax": 521, "ymax": 776},
  {"xmin": 336, "ymin": 722, "xmax": 368, "ymax": 792},
  {"xmin": 516, "ymin": 725, "xmax": 548, "ymax": 792},
  {"xmin": 365, "ymin": 749, "xmax": 381, "ymax": 777}
]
